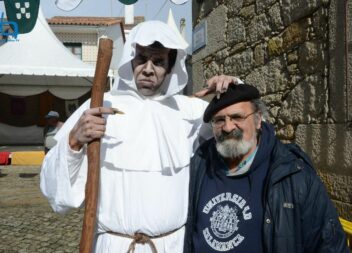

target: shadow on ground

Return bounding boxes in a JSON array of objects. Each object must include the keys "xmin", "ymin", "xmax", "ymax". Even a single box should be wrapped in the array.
[{"xmin": 0, "ymin": 166, "xmax": 83, "ymax": 253}]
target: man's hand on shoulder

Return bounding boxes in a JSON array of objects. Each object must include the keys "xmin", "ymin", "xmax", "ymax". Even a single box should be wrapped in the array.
[
  {"xmin": 193, "ymin": 75, "xmax": 243, "ymax": 99},
  {"xmin": 68, "ymin": 107, "xmax": 115, "ymax": 151}
]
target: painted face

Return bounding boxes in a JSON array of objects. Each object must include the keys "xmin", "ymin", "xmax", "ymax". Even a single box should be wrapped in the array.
[
  {"xmin": 211, "ymin": 101, "xmax": 261, "ymax": 159},
  {"xmin": 131, "ymin": 44, "xmax": 170, "ymax": 97}
]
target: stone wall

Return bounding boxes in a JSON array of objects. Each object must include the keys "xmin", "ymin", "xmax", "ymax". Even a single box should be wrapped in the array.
[{"xmin": 192, "ymin": 0, "xmax": 352, "ymax": 220}]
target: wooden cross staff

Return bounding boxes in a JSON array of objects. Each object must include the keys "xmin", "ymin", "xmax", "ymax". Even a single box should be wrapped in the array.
[{"xmin": 79, "ymin": 38, "xmax": 113, "ymax": 253}]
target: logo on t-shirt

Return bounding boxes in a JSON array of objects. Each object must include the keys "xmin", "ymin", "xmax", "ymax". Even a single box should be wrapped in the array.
[{"xmin": 202, "ymin": 192, "xmax": 252, "ymax": 251}]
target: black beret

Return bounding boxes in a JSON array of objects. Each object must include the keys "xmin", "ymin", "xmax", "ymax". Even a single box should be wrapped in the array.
[{"xmin": 203, "ymin": 84, "xmax": 260, "ymax": 123}]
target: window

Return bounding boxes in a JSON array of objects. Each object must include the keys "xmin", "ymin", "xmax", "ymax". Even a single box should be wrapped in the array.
[{"xmin": 64, "ymin": 42, "xmax": 82, "ymax": 60}]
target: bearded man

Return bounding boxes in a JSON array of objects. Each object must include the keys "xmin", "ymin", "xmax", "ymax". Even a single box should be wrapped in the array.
[{"xmin": 184, "ymin": 84, "xmax": 348, "ymax": 253}]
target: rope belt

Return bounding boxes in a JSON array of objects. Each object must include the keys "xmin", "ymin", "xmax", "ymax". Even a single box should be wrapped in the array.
[{"xmin": 105, "ymin": 226, "xmax": 182, "ymax": 253}]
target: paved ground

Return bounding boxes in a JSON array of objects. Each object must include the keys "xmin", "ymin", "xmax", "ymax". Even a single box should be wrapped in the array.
[
  {"xmin": 0, "ymin": 146, "xmax": 44, "ymax": 152},
  {"xmin": 0, "ymin": 165, "xmax": 84, "ymax": 252}
]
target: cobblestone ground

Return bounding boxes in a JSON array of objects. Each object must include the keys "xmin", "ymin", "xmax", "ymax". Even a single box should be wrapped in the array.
[{"xmin": 0, "ymin": 166, "xmax": 84, "ymax": 252}]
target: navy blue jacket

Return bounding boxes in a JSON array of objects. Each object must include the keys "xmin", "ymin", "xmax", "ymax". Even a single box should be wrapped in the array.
[{"xmin": 184, "ymin": 123, "xmax": 348, "ymax": 253}]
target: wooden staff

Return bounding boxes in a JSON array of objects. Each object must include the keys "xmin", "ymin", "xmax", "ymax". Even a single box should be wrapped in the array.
[{"xmin": 79, "ymin": 38, "xmax": 113, "ymax": 253}]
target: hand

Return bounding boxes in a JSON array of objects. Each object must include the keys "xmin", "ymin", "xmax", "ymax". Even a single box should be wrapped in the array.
[
  {"xmin": 194, "ymin": 75, "xmax": 242, "ymax": 98},
  {"xmin": 69, "ymin": 107, "xmax": 115, "ymax": 151}
]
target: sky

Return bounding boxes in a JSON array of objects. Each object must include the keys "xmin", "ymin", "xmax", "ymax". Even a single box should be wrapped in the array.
[{"xmin": 0, "ymin": 0, "xmax": 192, "ymax": 48}]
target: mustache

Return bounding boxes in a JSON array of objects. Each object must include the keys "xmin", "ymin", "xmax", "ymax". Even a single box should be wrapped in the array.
[{"xmin": 217, "ymin": 129, "xmax": 243, "ymax": 142}]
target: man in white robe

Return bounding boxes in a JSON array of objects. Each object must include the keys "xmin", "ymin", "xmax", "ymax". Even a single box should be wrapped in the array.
[{"xmin": 40, "ymin": 21, "xmax": 238, "ymax": 253}]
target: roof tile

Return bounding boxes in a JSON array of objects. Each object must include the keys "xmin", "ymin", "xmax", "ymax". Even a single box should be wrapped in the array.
[{"xmin": 47, "ymin": 16, "xmax": 144, "ymax": 27}]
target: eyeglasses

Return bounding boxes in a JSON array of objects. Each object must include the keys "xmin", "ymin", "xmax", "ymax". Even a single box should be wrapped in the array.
[{"xmin": 211, "ymin": 111, "xmax": 257, "ymax": 128}]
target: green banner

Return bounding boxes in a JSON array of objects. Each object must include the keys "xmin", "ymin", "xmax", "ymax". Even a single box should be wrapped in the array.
[
  {"xmin": 118, "ymin": 0, "xmax": 138, "ymax": 5},
  {"xmin": 4, "ymin": 0, "xmax": 40, "ymax": 34}
]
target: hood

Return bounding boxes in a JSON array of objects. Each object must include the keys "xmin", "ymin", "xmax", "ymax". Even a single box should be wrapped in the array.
[
  {"xmin": 112, "ymin": 20, "xmax": 189, "ymax": 101},
  {"xmin": 250, "ymin": 122, "xmax": 276, "ymax": 171}
]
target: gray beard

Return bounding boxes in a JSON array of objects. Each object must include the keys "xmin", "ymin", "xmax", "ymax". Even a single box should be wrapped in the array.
[{"xmin": 215, "ymin": 130, "xmax": 256, "ymax": 159}]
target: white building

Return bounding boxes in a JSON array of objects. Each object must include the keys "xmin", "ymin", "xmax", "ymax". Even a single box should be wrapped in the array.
[{"xmin": 47, "ymin": 16, "xmax": 145, "ymax": 69}]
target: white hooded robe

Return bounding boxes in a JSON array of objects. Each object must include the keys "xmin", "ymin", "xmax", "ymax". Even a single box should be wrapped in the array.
[{"xmin": 40, "ymin": 21, "xmax": 211, "ymax": 253}]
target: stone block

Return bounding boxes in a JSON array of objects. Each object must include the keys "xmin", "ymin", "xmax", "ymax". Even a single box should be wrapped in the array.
[
  {"xmin": 312, "ymin": 7, "xmax": 329, "ymax": 39},
  {"xmin": 247, "ymin": 14, "xmax": 271, "ymax": 44},
  {"xmin": 295, "ymin": 123, "xmax": 352, "ymax": 219},
  {"xmin": 295, "ymin": 124, "xmax": 352, "ymax": 176},
  {"xmin": 215, "ymin": 48, "xmax": 230, "ymax": 62},
  {"xmin": 253, "ymin": 43, "xmax": 267, "ymax": 66},
  {"xmin": 288, "ymin": 74, "xmax": 304, "ymax": 88},
  {"xmin": 279, "ymin": 75, "xmax": 327, "ymax": 124},
  {"xmin": 192, "ymin": 61, "xmax": 205, "ymax": 93},
  {"xmin": 316, "ymin": 171, "xmax": 352, "ymax": 204},
  {"xmin": 268, "ymin": 36, "xmax": 283, "ymax": 57},
  {"xmin": 281, "ymin": 0, "xmax": 322, "ymax": 26},
  {"xmin": 224, "ymin": 49, "xmax": 253, "ymax": 75},
  {"xmin": 192, "ymin": 5, "xmax": 228, "ymax": 63},
  {"xmin": 268, "ymin": 3, "xmax": 284, "ymax": 32},
  {"xmin": 276, "ymin": 124, "xmax": 295, "ymax": 140},
  {"xmin": 349, "ymin": 0, "xmax": 352, "ymax": 34},
  {"xmin": 228, "ymin": 17, "xmax": 246, "ymax": 45},
  {"xmin": 245, "ymin": 57, "xmax": 288, "ymax": 94},
  {"xmin": 228, "ymin": 43, "xmax": 246, "ymax": 55},
  {"xmin": 268, "ymin": 105, "xmax": 280, "ymax": 119},
  {"xmin": 282, "ymin": 19, "xmax": 309, "ymax": 51},
  {"xmin": 328, "ymin": 0, "xmax": 349, "ymax": 123},
  {"xmin": 287, "ymin": 64, "xmax": 299, "ymax": 75},
  {"xmin": 349, "ymin": 53, "xmax": 352, "ymax": 122},
  {"xmin": 298, "ymin": 41, "xmax": 326, "ymax": 75},
  {"xmin": 287, "ymin": 50, "xmax": 298, "ymax": 64},
  {"xmin": 333, "ymin": 201, "xmax": 352, "ymax": 221},
  {"xmin": 225, "ymin": 0, "xmax": 243, "ymax": 14},
  {"xmin": 262, "ymin": 93, "xmax": 283, "ymax": 105},
  {"xmin": 256, "ymin": 0, "xmax": 276, "ymax": 14},
  {"xmin": 239, "ymin": 4, "xmax": 255, "ymax": 20},
  {"xmin": 203, "ymin": 0, "xmax": 219, "ymax": 16},
  {"xmin": 266, "ymin": 116, "xmax": 276, "ymax": 125},
  {"xmin": 204, "ymin": 61, "xmax": 221, "ymax": 79},
  {"xmin": 243, "ymin": 0, "xmax": 255, "ymax": 6}
]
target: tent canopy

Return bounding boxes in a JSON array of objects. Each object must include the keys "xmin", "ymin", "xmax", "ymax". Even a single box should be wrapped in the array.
[{"xmin": 0, "ymin": 9, "xmax": 99, "ymax": 99}]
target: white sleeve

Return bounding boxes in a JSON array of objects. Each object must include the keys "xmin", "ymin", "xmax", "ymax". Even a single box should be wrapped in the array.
[
  {"xmin": 40, "ymin": 100, "xmax": 90, "ymax": 214},
  {"xmin": 192, "ymin": 98, "xmax": 213, "ymax": 148},
  {"xmin": 40, "ymin": 137, "xmax": 88, "ymax": 214},
  {"xmin": 181, "ymin": 97, "xmax": 213, "ymax": 153}
]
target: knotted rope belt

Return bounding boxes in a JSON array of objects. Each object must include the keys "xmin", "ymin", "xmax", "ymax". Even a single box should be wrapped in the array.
[{"xmin": 105, "ymin": 226, "xmax": 182, "ymax": 253}]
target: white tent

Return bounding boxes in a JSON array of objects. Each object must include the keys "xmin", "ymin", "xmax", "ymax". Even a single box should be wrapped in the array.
[
  {"xmin": 0, "ymin": 9, "xmax": 96, "ymax": 100},
  {"xmin": 0, "ymin": 9, "xmax": 102, "ymax": 145},
  {"xmin": 167, "ymin": 8, "xmax": 188, "ymax": 49}
]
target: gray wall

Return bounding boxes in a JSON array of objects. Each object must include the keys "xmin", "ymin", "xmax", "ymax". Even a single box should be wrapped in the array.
[{"xmin": 192, "ymin": 0, "xmax": 352, "ymax": 220}]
